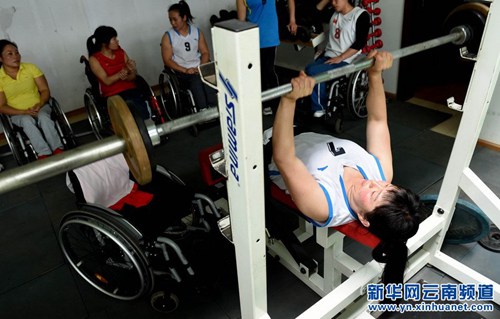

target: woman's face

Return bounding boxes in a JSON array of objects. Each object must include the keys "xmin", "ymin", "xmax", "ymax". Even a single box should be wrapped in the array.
[
  {"xmin": 169, "ymin": 11, "xmax": 186, "ymax": 31},
  {"xmin": 331, "ymin": 0, "xmax": 348, "ymax": 12},
  {"xmin": 0, "ymin": 44, "xmax": 21, "ymax": 68},
  {"xmin": 355, "ymin": 179, "xmax": 393, "ymax": 214},
  {"xmin": 107, "ymin": 37, "xmax": 120, "ymax": 51}
]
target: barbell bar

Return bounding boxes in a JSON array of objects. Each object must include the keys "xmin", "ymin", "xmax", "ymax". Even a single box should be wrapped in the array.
[
  {"xmin": 0, "ymin": 97, "xmax": 219, "ymax": 195},
  {"xmin": 262, "ymin": 26, "xmax": 469, "ymax": 102},
  {"xmin": 0, "ymin": 25, "xmax": 473, "ymax": 195}
]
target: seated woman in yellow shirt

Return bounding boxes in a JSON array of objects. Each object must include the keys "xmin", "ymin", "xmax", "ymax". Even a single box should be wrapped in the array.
[{"xmin": 0, "ymin": 39, "xmax": 63, "ymax": 159}]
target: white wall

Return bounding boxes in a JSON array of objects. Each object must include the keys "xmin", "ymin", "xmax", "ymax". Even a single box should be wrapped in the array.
[
  {"xmin": 1, "ymin": 0, "xmax": 498, "ymax": 144},
  {"xmin": 0, "ymin": 0, "xmax": 235, "ymax": 112}
]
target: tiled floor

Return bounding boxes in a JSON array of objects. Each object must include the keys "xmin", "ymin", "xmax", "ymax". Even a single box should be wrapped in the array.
[{"xmin": 0, "ymin": 96, "xmax": 499, "ymax": 319}]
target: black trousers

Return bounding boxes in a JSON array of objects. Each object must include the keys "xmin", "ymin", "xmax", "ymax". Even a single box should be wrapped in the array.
[{"xmin": 260, "ymin": 46, "xmax": 280, "ymax": 110}]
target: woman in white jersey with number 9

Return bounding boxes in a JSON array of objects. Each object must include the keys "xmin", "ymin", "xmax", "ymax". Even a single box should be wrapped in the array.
[{"xmin": 161, "ymin": 1, "xmax": 217, "ymax": 111}]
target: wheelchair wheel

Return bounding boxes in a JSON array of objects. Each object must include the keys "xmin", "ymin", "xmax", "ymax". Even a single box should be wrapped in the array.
[
  {"xmin": 325, "ymin": 78, "xmax": 345, "ymax": 134},
  {"xmin": 346, "ymin": 70, "xmax": 369, "ymax": 119},
  {"xmin": 49, "ymin": 98, "xmax": 77, "ymax": 149},
  {"xmin": 59, "ymin": 209, "xmax": 154, "ymax": 300},
  {"xmin": 183, "ymin": 90, "xmax": 199, "ymax": 137},
  {"xmin": 325, "ymin": 113, "xmax": 343, "ymax": 133},
  {"xmin": 134, "ymin": 75, "xmax": 166, "ymax": 124},
  {"xmin": 0, "ymin": 114, "xmax": 36, "ymax": 165},
  {"xmin": 158, "ymin": 70, "xmax": 182, "ymax": 120},
  {"xmin": 84, "ymin": 88, "xmax": 111, "ymax": 140},
  {"xmin": 135, "ymin": 75, "xmax": 155, "ymax": 100}
]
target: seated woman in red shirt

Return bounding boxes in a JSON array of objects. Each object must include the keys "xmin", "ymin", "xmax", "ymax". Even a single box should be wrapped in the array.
[{"xmin": 86, "ymin": 26, "xmax": 149, "ymax": 119}]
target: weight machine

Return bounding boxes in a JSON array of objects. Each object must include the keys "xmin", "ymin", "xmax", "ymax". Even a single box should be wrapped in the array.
[{"xmin": 210, "ymin": 1, "xmax": 500, "ymax": 318}]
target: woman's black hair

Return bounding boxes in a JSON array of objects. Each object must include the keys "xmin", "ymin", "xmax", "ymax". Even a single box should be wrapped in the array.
[
  {"xmin": 168, "ymin": 0, "xmax": 194, "ymax": 24},
  {"xmin": 366, "ymin": 186, "xmax": 421, "ymax": 300},
  {"xmin": 86, "ymin": 26, "xmax": 118, "ymax": 57},
  {"xmin": 0, "ymin": 39, "xmax": 18, "ymax": 67}
]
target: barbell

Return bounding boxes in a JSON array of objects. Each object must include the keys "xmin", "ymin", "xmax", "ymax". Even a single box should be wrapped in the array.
[
  {"xmin": 262, "ymin": 26, "xmax": 469, "ymax": 102},
  {"xmin": 0, "ymin": 10, "xmax": 485, "ymax": 195}
]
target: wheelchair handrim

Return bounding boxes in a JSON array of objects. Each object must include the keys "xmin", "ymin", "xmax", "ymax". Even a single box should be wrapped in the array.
[
  {"xmin": 159, "ymin": 72, "xmax": 181, "ymax": 120},
  {"xmin": 84, "ymin": 92, "xmax": 106, "ymax": 140},
  {"xmin": 59, "ymin": 217, "xmax": 152, "ymax": 300},
  {"xmin": 50, "ymin": 98, "xmax": 77, "ymax": 148},
  {"xmin": 0, "ymin": 115, "xmax": 35, "ymax": 165},
  {"xmin": 347, "ymin": 70, "xmax": 368, "ymax": 119}
]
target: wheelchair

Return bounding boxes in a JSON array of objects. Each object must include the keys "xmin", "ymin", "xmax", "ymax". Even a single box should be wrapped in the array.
[
  {"xmin": 58, "ymin": 159, "xmax": 223, "ymax": 313},
  {"xmin": 158, "ymin": 68, "xmax": 197, "ymax": 120},
  {"xmin": 323, "ymin": 68, "xmax": 369, "ymax": 133},
  {"xmin": 298, "ymin": 0, "xmax": 381, "ymax": 133},
  {"xmin": 80, "ymin": 56, "xmax": 169, "ymax": 140},
  {"xmin": 158, "ymin": 68, "xmax": 200, "ymax": 136},
  {"xmin": 0, "ymin": 97, "xmax": 77, "ymax": 165}
]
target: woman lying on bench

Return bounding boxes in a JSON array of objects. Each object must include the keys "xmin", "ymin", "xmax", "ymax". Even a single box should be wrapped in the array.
[{"xmin": 269, "ymin": 50, "xmax": 422, "ymax": 285}]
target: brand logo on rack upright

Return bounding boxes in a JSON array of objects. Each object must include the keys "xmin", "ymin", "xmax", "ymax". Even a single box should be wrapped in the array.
[{"xmin": 219, "ymin": 71, "xmax": 240, "ymax": 183}]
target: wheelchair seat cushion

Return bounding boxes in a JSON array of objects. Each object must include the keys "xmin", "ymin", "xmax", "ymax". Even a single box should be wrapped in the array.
[
  {"xmin": 109, "ymin": 183, "xmax": 153, "ymax": 211},
  {"xmin": 67, "ymin": 154, "xmax": 135, "ymax": 207}
]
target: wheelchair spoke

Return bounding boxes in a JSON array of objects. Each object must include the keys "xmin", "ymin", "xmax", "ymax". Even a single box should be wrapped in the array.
[
  {"xmin": 63, "ymin": 224, "xmax": 109, "ymax": 264},
  {"xmin": 159, "ymin": 71, "xmax": 183, "ymax": 120},
  {"xmin": 59, "ymin": 216, "xmax": 150, "ymax": 300},
  {"xmin": 347, "ymin": 70, "xmax": 369, "ymax": 119}
]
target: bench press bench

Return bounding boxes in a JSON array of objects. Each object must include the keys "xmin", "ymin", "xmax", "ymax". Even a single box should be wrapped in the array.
[{"xmin": 199, "ymin": 144, "xmax": 382, "ymax": 296}]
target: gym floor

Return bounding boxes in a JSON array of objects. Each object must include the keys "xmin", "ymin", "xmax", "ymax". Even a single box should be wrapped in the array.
[{"xmin": 0, "ymin": 84, "xmax": 499, "ymax": 318}]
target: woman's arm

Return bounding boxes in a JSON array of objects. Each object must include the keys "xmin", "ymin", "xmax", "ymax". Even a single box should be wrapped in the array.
[
  {"xmin": 272, "ymin": 73, "xmax": 330, "ymax": 222},
  {"xmin": 160, "ymin": 32, "xmax": 194, "ymax": 74},
  {"xmin": 122, "ymin": 53, "xmax": 137, "ymax": 81},
  {"xmin": 33, "ymin": 75, "xmax": 50, "ymax": 109},
  {"xmin": 287, "ymin": 0, "xmax": 297, "ymax": 35},
  {"xmin": 0, "ymin": 91, "xmax": 36, "ymax": 115},
  {"xmin": 316, "ymin": 0, "xmax": 330, "ymax": 11},
  {"xmin": 325, "ymin": 48, "xmax": 359, "ymax": 64},
  {"xmin": 236, "ymin": 0, "xmax": 247, "ymax": 21},
  {"xmin": 352, "ymin": 12, "xmax": 370, "ymax": 51},
  {"xmin": 0, "ymin": 74, "xmax": 50, "ymax": 116},
  {"xmin": 89, "ymin": 56, "xmax": 128, "ymax": 86},
  {"xmin": 365, "ymin": 51, "xmax": 393, "ymax": 182},
  {"xmin": 198, "ymin": 30, "xmax": 211, "ymax": 65}
]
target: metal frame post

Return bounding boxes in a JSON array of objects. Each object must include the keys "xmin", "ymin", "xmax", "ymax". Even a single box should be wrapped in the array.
[
  {"xmin": 212, "ymin": 20, "xmax": 269, "ymax": 319},
  {"xmin": 425, "ymin": 0, "xmax": 500, "ymax": 298}
]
